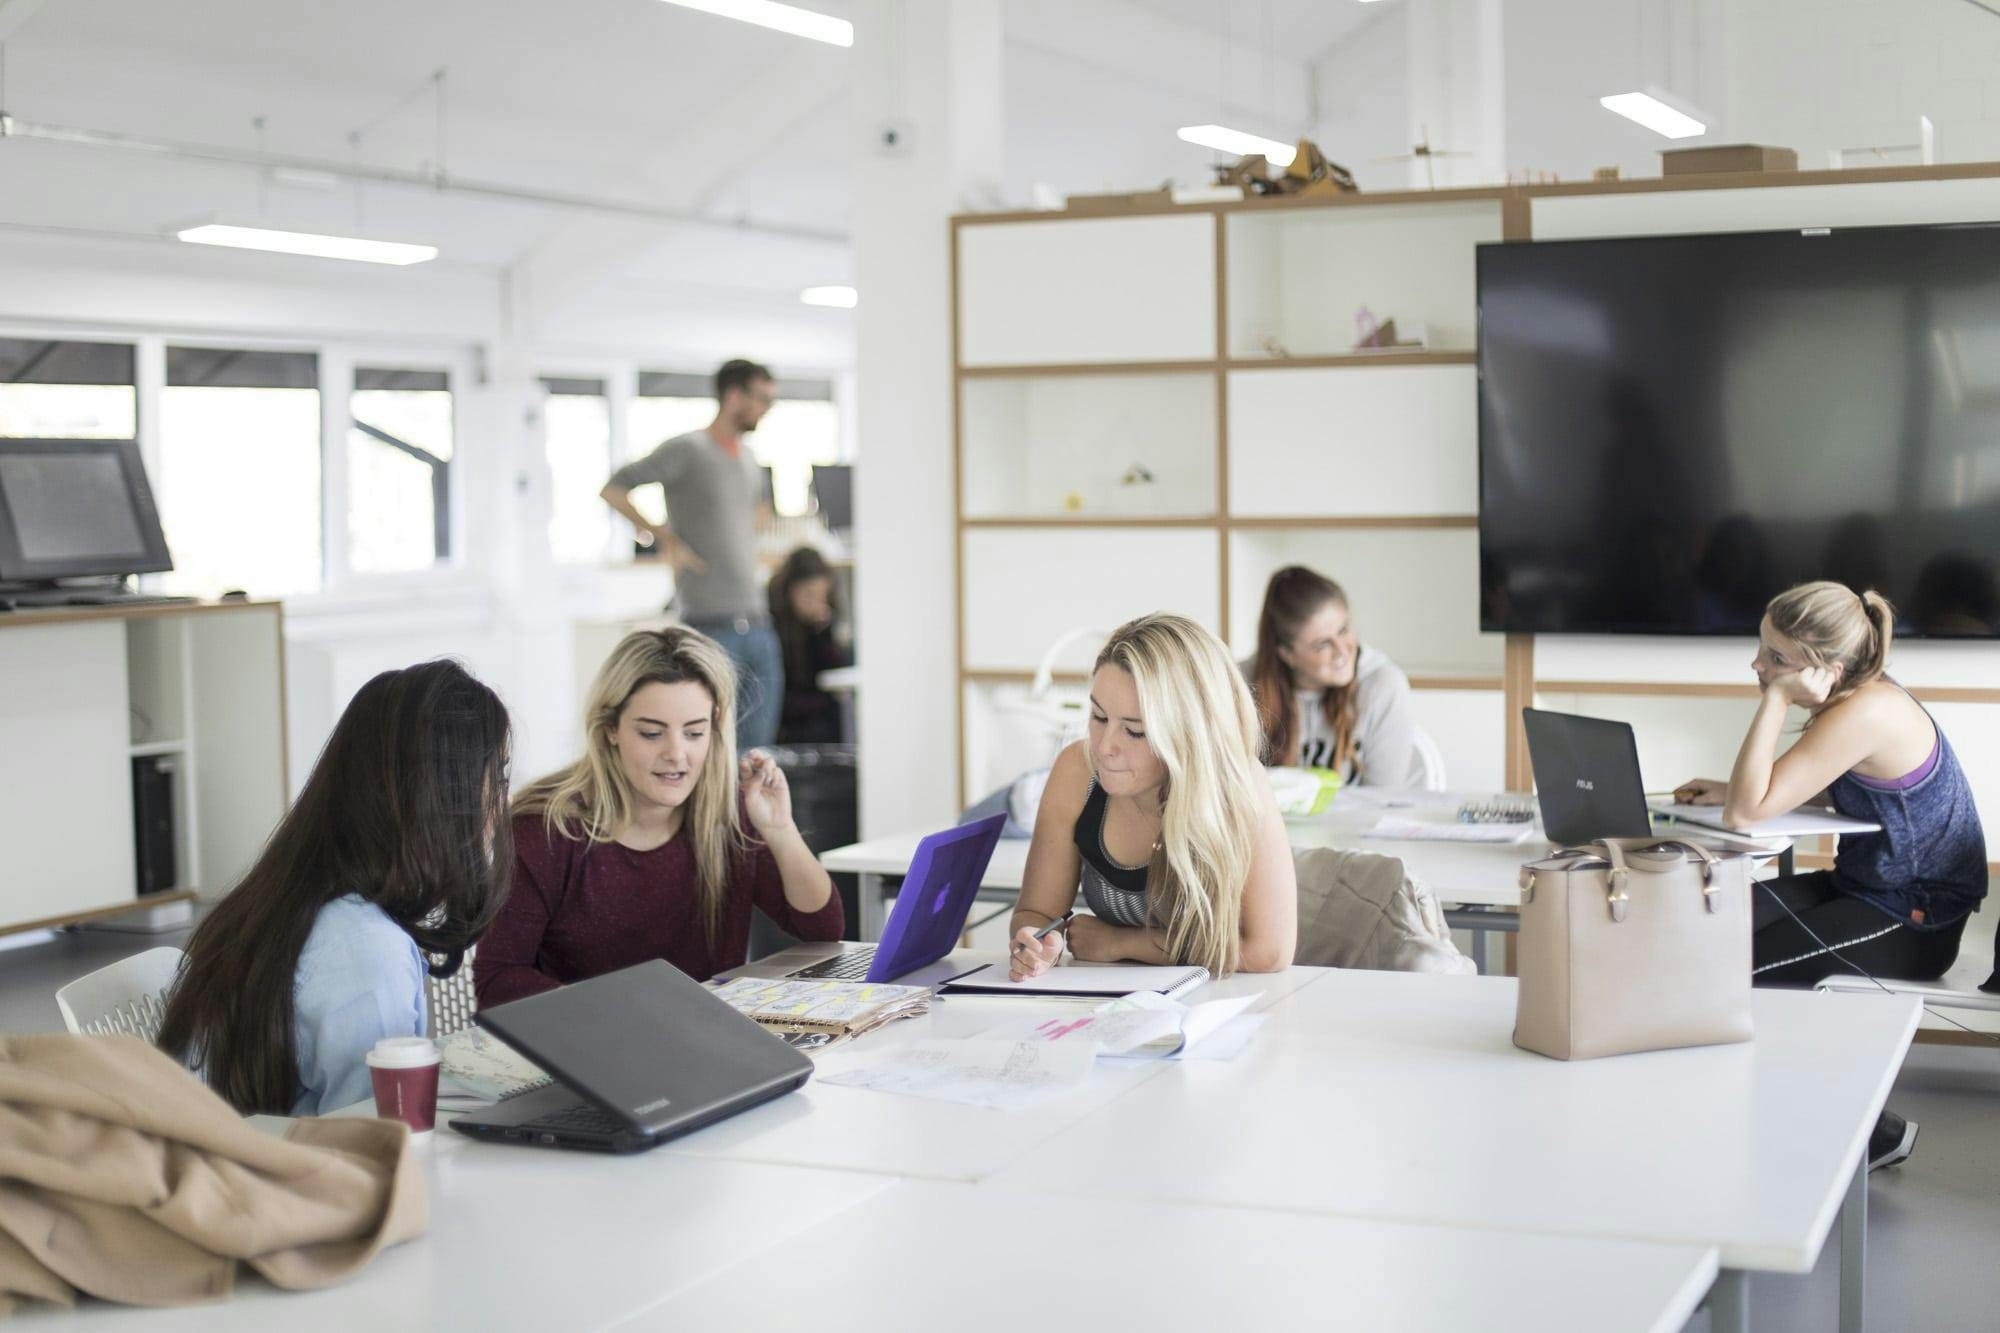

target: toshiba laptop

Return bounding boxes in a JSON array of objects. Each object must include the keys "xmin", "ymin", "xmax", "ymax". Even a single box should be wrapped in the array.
[
  {"xmin": 1520, "ymin": 708, "xmax": 1655, "ymax": 846},
  {"xmin": 450, "ymin": 960, "xmax": 811, "ymax": 1153},
  {"xmin": 759, "ymin": 812, "xmax": 1007, "ymax": 985}
]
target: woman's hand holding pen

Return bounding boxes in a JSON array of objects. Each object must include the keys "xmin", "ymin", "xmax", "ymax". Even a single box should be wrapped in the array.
[{"xmin": 1009, "ymin": 913, "xmax": 1069, "ymax": 981}]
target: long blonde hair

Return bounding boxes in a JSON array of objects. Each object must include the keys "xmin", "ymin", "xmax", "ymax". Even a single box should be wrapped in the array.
[
  {"xmin": 1095, "ymin": 614, "xmax": 1266, "ymax": 976},
  {"xmin": 513, "ymin": 627, "xmax": 745, "ymax": 943},
  {"xmin": 1766, "ymin": 581, "xmax": 1895, "ymax": 709}
]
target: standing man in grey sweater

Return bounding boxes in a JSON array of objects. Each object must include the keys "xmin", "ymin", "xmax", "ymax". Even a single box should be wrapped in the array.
[{"xmin": 600, "ymin": 358, "xmax": 782, "ymax": 752}]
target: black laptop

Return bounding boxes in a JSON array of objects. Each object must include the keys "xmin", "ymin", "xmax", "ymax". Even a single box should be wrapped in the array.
[
  {"xmin": 450, "ymin": 960, "xmax": 812, "ymax": 1154},
  {"xmin": 1520, "ymin": 708, "xmax": 1656, "ymax": 846}
]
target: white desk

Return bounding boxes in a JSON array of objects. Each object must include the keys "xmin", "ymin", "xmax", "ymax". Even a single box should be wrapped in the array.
[
  {"xmin": 53, "ymin": 1150, "xmax": 891, "ymax": 1331},
  {"xmin": 44, "ymin": 956, "xmax": 1901, "ymax": 1332},
  {"xmin": 828, "ymin": 789, "xmax": 1792, "ymax": 973},
  {"xmin": 628, "ymin": 1179, "xmax": 1719, "ymax": 1333},
  {"xmin": 981, "ymin": 967, "xmax": 1918, "ymax": 1333}
]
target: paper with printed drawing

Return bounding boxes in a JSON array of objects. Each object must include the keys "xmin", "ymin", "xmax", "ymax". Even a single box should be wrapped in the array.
[
  {"xmin": 820, "ymin": 1038, "xmax": 1097, "ymax": 1110},
  {"xmin": 995, "ymin": 991, "xmax": 1262, "ymax": 1060}
]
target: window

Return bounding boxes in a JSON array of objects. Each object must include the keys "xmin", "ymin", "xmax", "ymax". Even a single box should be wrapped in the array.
[
  {"xmin": 0, "ymin": 338, "xmax": 137, "ymax": 439},
  {"xmin": 349, "ymin": 367, "xmax": 453, "ymax": 574},
  {"xmin": 630, "ymin": 371, "xmax": 840, "ymax": 519},
  {"xmin": 158, "ymin": 347, "xmax": 322, "ymax": 597},
  {"xmin": 541, "ymin": 376, "xmax": 613, "ymax": 564}
]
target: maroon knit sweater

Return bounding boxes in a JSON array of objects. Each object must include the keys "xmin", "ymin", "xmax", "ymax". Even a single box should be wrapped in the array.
[{"xmin": 474, "ymin": 810, "xmax": 844, "ymax": 1008}]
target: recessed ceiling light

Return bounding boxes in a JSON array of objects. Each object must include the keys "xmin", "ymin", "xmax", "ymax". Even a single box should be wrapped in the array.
[
  {"xmin": 1176, "ymin": 124, "xmax": 1297, "ymax": 168},
  {"xmin": 655, "ymin": 0, "xmax": 853, "ymax": 47},
  {"xmin": 801, "ymin": 285, "xmax": 857, "ymax": 308},
  {"xmin": 1599, "ymin": 92, "xmax": 1707, "ymax": 140},
  {"xmin": 175, "ymin": 222, "xmax": 438, "ymax": 266}
]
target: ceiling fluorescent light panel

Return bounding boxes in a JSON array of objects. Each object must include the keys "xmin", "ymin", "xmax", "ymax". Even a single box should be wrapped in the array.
[
  {"xmin": 655, "ymin": 0, "xmax": 853, "ymax": 47},
  {"xmin": 800, "ymin": 285, "xmax": 857, "ymax": 308},
  {"xmin": 1599, "ymin": 91, "xmax": 1707, "ymax": 140},
  {"xmin": 1176, "ymin": 124, "xmax": 1297, "ymax": 167},
  {"xmin": 174, "ymin": 222, "xmax": 439, "ymax": 266}
]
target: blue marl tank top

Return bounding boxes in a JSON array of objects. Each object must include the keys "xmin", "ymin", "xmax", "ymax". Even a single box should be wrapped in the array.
[{"xmin": 1827, "ymin": 686, "xmax": 1987, "ymax": 929}]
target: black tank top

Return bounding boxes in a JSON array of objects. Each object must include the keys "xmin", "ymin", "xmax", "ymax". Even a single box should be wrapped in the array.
[{"xmin": 1072, "ymin": 777, "xmax": 1153, "ymax": 928}]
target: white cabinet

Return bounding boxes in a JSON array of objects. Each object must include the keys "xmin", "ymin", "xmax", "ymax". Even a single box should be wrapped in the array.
[
  {"xmin": 1227, "ymin": 365, "xmax": 1477, "ymax": 517},
  {"xmin": 0, "ymin": 603, "xmax": 287, "ymax": 934},
  {"xmin": 958, "ymin": 215, "xmax": 1215, "ymax": 367}
]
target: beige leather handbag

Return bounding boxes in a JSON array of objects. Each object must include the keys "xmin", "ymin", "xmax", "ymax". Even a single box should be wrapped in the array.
[{"xmin": 1513, "ymin": 838, "xmax": 1754, "ymax": 1061}]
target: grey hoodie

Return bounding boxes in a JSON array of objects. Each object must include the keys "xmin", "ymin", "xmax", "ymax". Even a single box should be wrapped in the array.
[{"xmin": 1243, "ymin": 644, "xmax": 1423, "ymax": 788}]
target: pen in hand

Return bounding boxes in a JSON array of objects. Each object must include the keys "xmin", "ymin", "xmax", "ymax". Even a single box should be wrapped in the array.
[{"xmin": 1011, "ymin": 911, "xmax": 1074, "ymax": 968}]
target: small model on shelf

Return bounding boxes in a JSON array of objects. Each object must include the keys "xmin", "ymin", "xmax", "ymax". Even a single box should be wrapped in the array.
[
  {"xmin": 1214, "ymin": 136, "xmax": 1358, "ymax": 198},
  {"xmin": 1352, "ymin": 307, "xmax": 1425, "ymax": 352}
]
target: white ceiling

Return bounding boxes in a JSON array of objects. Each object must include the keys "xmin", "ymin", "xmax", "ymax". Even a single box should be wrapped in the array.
[{"xmin": 0, "ymin": 0, "xmax": 1358, "ymax": 306}]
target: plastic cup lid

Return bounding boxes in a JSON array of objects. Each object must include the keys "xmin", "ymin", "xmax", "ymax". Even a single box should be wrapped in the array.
[{"xmin": 366, "ymin": 1036, "xmax": 440, "ymax": 1069}]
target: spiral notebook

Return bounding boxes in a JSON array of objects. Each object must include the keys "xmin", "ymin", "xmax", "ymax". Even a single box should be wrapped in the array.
[{"xmin": 939, "ymin": 961, "xmax": 1209, "ymax": 1000}]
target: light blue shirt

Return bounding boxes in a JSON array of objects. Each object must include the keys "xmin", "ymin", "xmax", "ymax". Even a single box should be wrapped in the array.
[{"xmin": 291, "ymin": 894, "xmax": 428, "ymax": 1116}]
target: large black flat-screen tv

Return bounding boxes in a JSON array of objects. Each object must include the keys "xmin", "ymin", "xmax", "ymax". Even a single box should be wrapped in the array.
[{"xmin": 1478, "ymin": 222, "xmax": 2000, "ymax": 637}]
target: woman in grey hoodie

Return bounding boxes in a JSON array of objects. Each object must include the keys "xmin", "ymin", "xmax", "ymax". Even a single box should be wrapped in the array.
[{"xmin": 1245, "ymin": 566, "xmax": 1424, "ymax": 787}]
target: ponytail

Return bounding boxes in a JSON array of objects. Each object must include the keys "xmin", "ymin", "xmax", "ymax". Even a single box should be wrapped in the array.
[{"xmin": 1852, "ymin": 589, "xmax": 1895, "ymax": 690}]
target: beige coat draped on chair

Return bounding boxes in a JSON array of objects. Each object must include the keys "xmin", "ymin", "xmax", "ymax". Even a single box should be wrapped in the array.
[{"xmin": 1293, "ymin": 846, "xmax": 1477, "ymax": 975}]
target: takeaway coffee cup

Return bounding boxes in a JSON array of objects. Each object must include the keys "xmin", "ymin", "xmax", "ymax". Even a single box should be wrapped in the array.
[{"xmin": 366, "ymin": 1036, "xmax": 441, "ymax": 1133}]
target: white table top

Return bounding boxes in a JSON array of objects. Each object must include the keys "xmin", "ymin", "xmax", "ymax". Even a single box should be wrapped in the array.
[
  {"xmin": 828, "ymin": 788, "xmax": 1791, "ymax": 910},
  {"xmin": 53, "ymin": 1150, "xmax": 891, "ymax": 1331},
  {"xmin": 43, "ymin": 955, "xmax": 1899, "ymax": 1330},
  {"xmin": 983, "ymin": 967, "xmax": 1920, "ymax": 1274},
  {"xmin": 630, "ymin": 1179, "xmax": 1719, "ymax": 1333}
]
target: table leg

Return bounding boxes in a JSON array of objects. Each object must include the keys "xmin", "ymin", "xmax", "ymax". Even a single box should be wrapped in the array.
[
  {"xmin": 1707, "ymin": 1269, "xmax": 1749, "ymax": 1333},
  {"xmin": 860, "ymin": 871, "xmax": 887, "ymax": 942},
  {"xmin": 1841, "ymin": 1151, "xmax": 1867, "ymax": 1333}
]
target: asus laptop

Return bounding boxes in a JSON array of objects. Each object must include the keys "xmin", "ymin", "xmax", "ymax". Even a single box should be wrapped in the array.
[
  {"xmin": 450, "ymin": 959, "xmax": 811, "ymax": 1153},
  {"xmin": 1520, "ymin": 708, "xmax": 1656, "ymax": 846}
]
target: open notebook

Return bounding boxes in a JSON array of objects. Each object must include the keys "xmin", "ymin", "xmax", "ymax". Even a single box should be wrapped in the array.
[{"xmin": 940, "ymin": 961, "xmax": 1208, "ymax": 1000}]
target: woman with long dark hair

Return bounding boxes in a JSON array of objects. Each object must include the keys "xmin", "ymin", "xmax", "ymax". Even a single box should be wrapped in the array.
[
  {"xmin": 1246, "ymin": 566, "xmax": 1423, "ymax": 786},
  {"xmin": 767, "ymin": 546, "xmax": 851, "ymax": 744},
  {"xmin": 157, "ymin": 660, "xmax": 514, "ymax": 1116}
]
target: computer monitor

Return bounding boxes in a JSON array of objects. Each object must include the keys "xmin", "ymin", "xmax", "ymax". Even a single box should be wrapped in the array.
[
  {"xmin": 0, "ymin": 439, "xmax": 174, "ymax": 583},
  {"xmin": 811, "ymin": 464, "xmax": 852, "ymax": 533}
]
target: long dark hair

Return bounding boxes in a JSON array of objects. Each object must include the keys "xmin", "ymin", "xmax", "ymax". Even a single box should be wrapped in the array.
[
  {"xmin": 157, "ymin": 660, "xmax": 514, "ymax": 1115},
  {"xmin": 767, "ymin": 546, "xmax": 837, "ymax": 689},
  {"xmin": 1250, "ymin": 566, "xmax": 1357, "ymax": 770}
]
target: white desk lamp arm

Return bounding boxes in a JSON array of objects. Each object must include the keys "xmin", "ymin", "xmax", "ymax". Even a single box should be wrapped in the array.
[{"xmin": 1030, "ymin": 627, "xmax": 1109, "ymax": 700}]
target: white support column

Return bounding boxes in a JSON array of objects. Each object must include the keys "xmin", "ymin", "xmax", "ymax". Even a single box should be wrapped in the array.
[{"xmin": 850, "ymin": 0, "xmax": 1004, "ymax": 837}]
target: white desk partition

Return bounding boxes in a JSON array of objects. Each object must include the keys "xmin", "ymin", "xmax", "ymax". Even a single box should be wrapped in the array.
[{"xmin": 629, "ymin": 1179, "xmax": 1719, "ymax": 1333}]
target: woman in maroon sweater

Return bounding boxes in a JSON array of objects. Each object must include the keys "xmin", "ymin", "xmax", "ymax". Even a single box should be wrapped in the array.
[{"xmin": 475, "ymin": 627, "xmax": 842, "ymax": 1006}]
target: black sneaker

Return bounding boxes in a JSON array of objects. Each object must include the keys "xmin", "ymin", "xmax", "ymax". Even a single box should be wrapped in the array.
[{"xmin": 1868, "ymin": 1110, "xmax": 1919, "ymax": 1172}]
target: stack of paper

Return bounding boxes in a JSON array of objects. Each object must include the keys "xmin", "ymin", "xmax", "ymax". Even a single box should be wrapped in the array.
[
  {"xmin": 704, "ymin": 976, "xmax": 930, "ymax": 1042},
  {"xmin": 994, "ymin": 990, "xmax": 1265, "ymax": 1062},
  {"xmin": 820, "ymin": 1039, "xmax": 1096, "ymax": 1111},
  {"xmin": 438, "ymin": 1026, "xmax": 552, "ymax": 1101},
  {"xmin": 1364, "ymin": 815, "xmax": 1535, "ymax": 844}
]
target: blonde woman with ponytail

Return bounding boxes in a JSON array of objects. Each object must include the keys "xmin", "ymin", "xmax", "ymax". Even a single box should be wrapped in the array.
[
  {"xmin": 475, "ymin": 627, "xmax": 840, "ymax": 1005},
  {"xmin": 1008, "ymin": 614, "xmax": 1297, "ymax": 979},
  {"xmin": 1673, "ymin": 582, "xmax": 1987, "ymax": 1170}
]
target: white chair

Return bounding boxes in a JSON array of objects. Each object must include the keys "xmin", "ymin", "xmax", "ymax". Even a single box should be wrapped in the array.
[
  {"xmin": 1411, "ymin": 725, "xmax": 1448, "ymax": 792},
  {"xmin": 55, "ymin": 946, "xmax": 186, "ymax": 1042},
  {"xmin": 427, "ymin": 945, "xmax": 480, "ymax": 1039}
]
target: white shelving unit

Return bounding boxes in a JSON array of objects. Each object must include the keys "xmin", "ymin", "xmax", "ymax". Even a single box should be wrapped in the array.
[
  {"xmin": 952, "ymin": 167, "xmax": 2000, "ymax": 856},
  {"xmin": 0, "ymin": 601, "xmax": 287, "ymax": 934}
]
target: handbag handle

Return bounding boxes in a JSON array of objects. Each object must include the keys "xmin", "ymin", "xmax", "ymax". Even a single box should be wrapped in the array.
[{"xmin": 1527, "ymin": 838, "xmax": 1728, "ymax": 921}]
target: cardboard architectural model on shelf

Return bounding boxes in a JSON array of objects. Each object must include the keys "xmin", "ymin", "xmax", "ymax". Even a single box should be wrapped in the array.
[{"xmin": 1215, "ymin": 137, "xmax": 1358, "ymax": 198}]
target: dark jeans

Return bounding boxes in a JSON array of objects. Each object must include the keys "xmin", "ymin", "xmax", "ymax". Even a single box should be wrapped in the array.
[
  {"xmin": 1751, "ymin": 871, "xmax": 1968, "ymax": 988},
  {"xmin": 687, "ymin": 616, "xmax": 783, "ymax": 753}
]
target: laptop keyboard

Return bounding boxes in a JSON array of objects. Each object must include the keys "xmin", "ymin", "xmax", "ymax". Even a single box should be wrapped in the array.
[
  {"xmin": 787, "ymin": 948, "xmax": 877, "ymax": 981},
  {"xmin": 516, "ymin": 1099, "xmax": 630, "ymax": 1137}
]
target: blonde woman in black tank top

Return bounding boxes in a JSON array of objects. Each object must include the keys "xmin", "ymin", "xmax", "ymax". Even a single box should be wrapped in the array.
[{"xmin": 1007, "ymin": 615, "xmax": 1297, "ymax": 980}]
